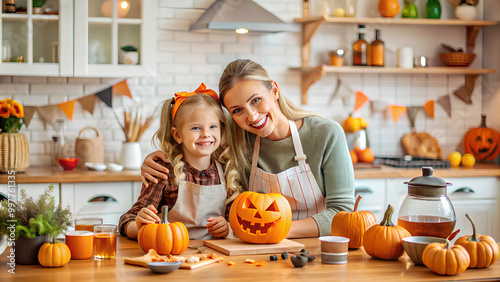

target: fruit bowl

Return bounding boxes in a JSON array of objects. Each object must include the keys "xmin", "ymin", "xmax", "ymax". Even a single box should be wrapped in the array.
[
  {"xmin": 402, "ymin": 236, "xmax": 448, "ymax": 266},
  {"xmin": 59, "ymin": 158, "xmax": 79, "ymax": 171},
  {"xmin": 439, "ymin": 52, "xmax": 475, "ymax": 67}
]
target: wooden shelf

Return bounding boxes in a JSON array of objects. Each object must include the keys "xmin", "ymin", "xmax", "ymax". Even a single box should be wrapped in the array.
[
  {"xmin": 295, "ymin": 16, "xmax": 499, "ymax": 27},
  {"xmin": 294, "ymin": 66, "xmax": 497, "ymax": 75}
]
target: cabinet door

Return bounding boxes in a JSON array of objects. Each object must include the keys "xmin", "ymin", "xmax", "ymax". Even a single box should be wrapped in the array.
[
  {"xmin": 0, "ymin": 0, "xmax": 73, "ymax": 76},
  {"xmin": 73, "ymin": 0, "xmax": 156, "ymax": 77},
  {"xmin": 451, "ymin": 200, "xmax": 497, "ymax": 243},
  {"xmin": 17, "ymin": 183, "xmax": 60, "ymax": 204},
  {"xmin": 354, "ymin": 178, "xmax": 386, "ymax": 221},
  {"xmin": 0, "ymin": 184, "xmax": 11, "ymax": 202}
]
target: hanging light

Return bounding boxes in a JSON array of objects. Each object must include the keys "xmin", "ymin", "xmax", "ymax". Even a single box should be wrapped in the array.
[{"xmin": 235, "ymin": 28, "xmax": 249, "ymax": 34}]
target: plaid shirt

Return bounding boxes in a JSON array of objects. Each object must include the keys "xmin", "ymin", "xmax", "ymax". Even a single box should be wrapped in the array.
[{"xmin": 119, "ymin": 159, "xmax": 224, "ymax": 237}]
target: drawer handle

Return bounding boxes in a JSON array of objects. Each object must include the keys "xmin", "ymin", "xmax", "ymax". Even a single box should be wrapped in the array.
[
  {"xmin": 452, "ymin": 187, "xmax": 475, "ymax": 194},
  {"xmin": 355, "ymin": 187, "xmax": 373, "ymax": 195},
  {"xmin": 88, "ymin": 195, "xmax": 117, "ymax": 203}
]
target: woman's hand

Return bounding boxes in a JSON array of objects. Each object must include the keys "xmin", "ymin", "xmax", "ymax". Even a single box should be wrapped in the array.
[
  {"xmin": 141, "ymin": 150, "xmax": 170, "ymax": 187},
  {"xmin": 135, "ymin": 205, "xmax": 160, "ymax": 231},
  {"xmin": 206, "ymin": 216, "xmax": 229, "ymax": 238}
]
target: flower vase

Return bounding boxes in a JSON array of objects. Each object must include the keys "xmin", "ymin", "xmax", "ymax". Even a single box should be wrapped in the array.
[
  {"xmin": 0, "ymin": 133, "xmax": 29, "ymax": 173},
  {"xmin": 15, "ymin": 235, "xmax": 50, "ymax": 265},
  {"xmin": 119, "ymin": 142, "xmax": 141, "ymax": 170}
]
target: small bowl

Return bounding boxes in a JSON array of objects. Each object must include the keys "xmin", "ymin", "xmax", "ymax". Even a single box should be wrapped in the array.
[
  {"xmin": 439, "ymin": 52, "xmax": 475, "ymax": 67},
  {"xmin": 106, "ymin": 163, "xmax": 123, "ymax": 172},
  {"xmin": 402, "ymin": 236, "xmax": 448, "ymax": 266},
  {"xmin": 85, "ymin": 162, "xmax": 107, "ymax": 171},
  {"xmin": 147, "ymin": 261, "xmax": 182, "ymax": 274},
  {"xmin": 59, "ymin": 158, "xmax": 79, "ymax": 171}
]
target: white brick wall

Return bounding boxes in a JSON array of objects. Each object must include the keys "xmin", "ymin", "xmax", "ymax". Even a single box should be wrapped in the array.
[{"xmin": 0, "ymin": 0, "xmax": 498, "ymax": 167}]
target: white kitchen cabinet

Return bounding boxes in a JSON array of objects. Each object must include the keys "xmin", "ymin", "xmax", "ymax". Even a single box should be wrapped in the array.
[
  {"xmin": 353, "ymin": 178, "xmax": 386, "ymax": 221},
  {"xmin": 0, "ymin": 184, "xmax": 9, "ymax": 201},
  {"xmin": 0, "ymin": 0, "xmax": 156, "ymax": 77},
  {"xmin": 16, "ymin": 183, "xmax": 60, "ymax": 203}
]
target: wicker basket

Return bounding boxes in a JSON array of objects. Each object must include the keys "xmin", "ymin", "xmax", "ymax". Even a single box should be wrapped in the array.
[
  {"xmin": 0, "ymin": 133, "xmax": 30, "ymax": 173},
  {"xmin": 439, "ymin": 52, "xmax": 476, "ymax": 67}
]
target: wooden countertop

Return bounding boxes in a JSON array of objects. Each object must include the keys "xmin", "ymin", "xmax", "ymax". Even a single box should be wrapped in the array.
[
  {"xmin": 2, "ymin": 163, "xmax": 500, "ymax": 184},
  {"xmin": 1, "ymin": 236, "xmax": 499, "ymax": 281}
]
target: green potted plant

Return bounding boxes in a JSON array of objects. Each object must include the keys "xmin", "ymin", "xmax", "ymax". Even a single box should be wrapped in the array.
[
  {"xmin": 0, "ymin": 184, "xmax": 72, "ymax": 265},
  {"xmin": 33, "ymin": 0, "xmax": 46, "ymax": 14},
  {"xmin": 119, "ymin": 45, "xmax": 139, "ymax": 65}
]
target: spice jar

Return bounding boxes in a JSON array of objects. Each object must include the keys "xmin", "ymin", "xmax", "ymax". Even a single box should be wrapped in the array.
[
  {"xmin": 4, "ymin": 0, "xmax": 16, "ymax": 13},
  {"xmin": 330, "ymin": 49, "xmax": 344, "ymax": 66}
]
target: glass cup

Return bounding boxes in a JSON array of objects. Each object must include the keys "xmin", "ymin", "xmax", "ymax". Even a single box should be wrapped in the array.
[
  {"xmin": 75, "ymin": 217, "xmax": 103, "ymax": 232},
  {"xmin": 93, "ymin": 224, "xmax": 117, "ymax": 260}
]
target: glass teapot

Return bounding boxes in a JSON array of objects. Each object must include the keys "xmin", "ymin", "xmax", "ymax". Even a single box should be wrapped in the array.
[{"xmin": 397, "ymin": 167, "xmax": 456, "ymax": 238}]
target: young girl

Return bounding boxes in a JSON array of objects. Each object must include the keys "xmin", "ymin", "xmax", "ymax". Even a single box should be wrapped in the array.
[{"xmin": 119, "ymin": 83, "xmax": 241, "ymax": 240}]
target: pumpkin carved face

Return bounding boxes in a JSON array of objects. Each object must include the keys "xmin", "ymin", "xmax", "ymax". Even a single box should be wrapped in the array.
[
  {"xmin": 464, "ymin": 115, "xmax": 500, "ymax": 161},
  {"xmin": 229, "ymin": 191, "xmax": 291, "ymax": 244}
]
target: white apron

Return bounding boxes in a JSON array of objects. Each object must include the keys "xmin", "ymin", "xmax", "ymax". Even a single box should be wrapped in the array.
[
  {"xmin": 249, "ymin": 120, "xmax": 326, "ymax": 221},
  {"xmin": 168, "ymin": 161, "xmax": 227, "ymax": 240}
]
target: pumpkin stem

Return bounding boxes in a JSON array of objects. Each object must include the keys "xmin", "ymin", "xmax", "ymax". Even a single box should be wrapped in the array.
[
  {"xmin": 353, "ymin": 195, "xmax": 362, "ymax": 212},
  {"xmin": 480, "ymin": 115, "xmax": 487, "ymax": 128},
  {"xmin": 465, "ymin": 214, "xmax": 480, "ymax": 242},
  {"xmin": 161, "ymin": 206, "xmax": 169, "ymax": 224},
  {"xmin": 444, "ymin": 239, "xmax": 451, "ymax": 250},
  {"xmin": 380, "ymin": 204, "xmax": 395, "ymax": 227},
  {"xmin": 257, "ymin": 189, "xmax": 267, "ymax": 194}
]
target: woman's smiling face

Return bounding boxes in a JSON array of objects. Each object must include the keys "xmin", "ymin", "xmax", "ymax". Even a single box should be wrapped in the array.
[{"xmin": 223, "ymin": 80, "xmax": 286, "ymax": 139}]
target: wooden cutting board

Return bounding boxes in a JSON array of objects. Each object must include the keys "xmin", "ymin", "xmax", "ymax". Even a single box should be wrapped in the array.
[
  {"xmin": 124, "ymin": 252, "xmax": 224, "ymax": 270},
  {"xmin": 203, "ymin": 239, "xmax": 304, "ymax": 256}
]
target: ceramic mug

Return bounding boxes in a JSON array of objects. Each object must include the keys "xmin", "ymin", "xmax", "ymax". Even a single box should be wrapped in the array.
[
  {"xmin": 66, "ymin": 231, "xmax": 94, "ymax": 260},
  {"xmin": 319, "ymin": 236, "xmax": 350, "ymax": 264}
]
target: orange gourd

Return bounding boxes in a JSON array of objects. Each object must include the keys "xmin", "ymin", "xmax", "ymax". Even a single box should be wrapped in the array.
[
  {"xmin": 463, "ymin": 115, "xmax": 500, "ymax": 161},
  {"xmin": 137, "ymin": 206, "xmax": 189, "ymax": 255},
  {"xmin": 331, "ymin": 195, "xmax": 377, "ymax": 249},
  {"xmin": 229, "ymin": 190, "xmax": 292, "ymax": 244},
  {"xmin": 355, "ymin": 147, "xmax": 375, "ymax": 163},
  {"xmin": 350, "ymin": 150, "xmax": 358, "ymax": 164},
  {"xmin": 342, "ymin": 115, "xmax": 361, "ymax": 133},
  {"xmin": 378, "ymin": 0, "xmax": 400, "ymax": 17},
  {"xmin": 454, "ymin": 214, "xmax": 499, "ymax": 268},
  {"xmin": 363, "ymin": 205, "xmax": 411, "ymax": 260},
  {"xmin": 423, "ymin": 241, "xmax": 470, "ymax": 275},
  {"xmin": 38, "ymin": 241, "xmax": 71, "ymax": 267}
]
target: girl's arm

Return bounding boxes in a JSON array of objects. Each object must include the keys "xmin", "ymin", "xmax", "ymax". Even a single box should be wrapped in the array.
[{"xmin": 141, "ymin": 150, "xmax": 170, "ymax": 187}]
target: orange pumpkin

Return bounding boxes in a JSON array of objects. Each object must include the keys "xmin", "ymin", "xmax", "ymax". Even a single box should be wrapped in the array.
[
  {"xmin": 378, "ymin": 0, "xmax": 400, "ymax": 17},
  {"xmin": 331, "ymin": 195, "xmax": 377, "ymax": 249},
  {"xmin": 363, "ymin": 205, "xmax": 411, "ymax": 260},
  {"xmin": 229, "ymin": 190, "xmax": 292, "ymax": 244},
  {"xmin": 355, "ymin": 147, "xmax": 375, "ymax": 163},
  {"xmin": 137, "ymin": 206, "xmax": 189, "ymax": 255},
  {"xmin": 38, "ymin": 242, "xmax": 71, "ymax": 267},
  {"xmin": 463, "ymin": 115, "xmax": 500, "ymax": 161},
  {"xmin": 350, "ymin": 150, "xmax": 358, "ymax": 164},
  {"xmin": 454, "ymin": 214, "xmax": 499, "ymax": 268},
  {"xmin": 423, "ymin": 241, "xmax": 470, "ymax": 275}
]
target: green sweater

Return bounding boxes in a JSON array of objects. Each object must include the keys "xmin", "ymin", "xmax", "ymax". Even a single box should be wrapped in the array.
[{"xmin": 255, "ymin": 116, "xmax": 355, "ymax": 236}]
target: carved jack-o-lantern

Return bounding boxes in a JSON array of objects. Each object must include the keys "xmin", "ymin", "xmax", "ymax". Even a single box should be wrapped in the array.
[
  {"xmin": 463, "ymin": 115, "xmax": 500, "ymax": 161},
  {"xmin": 229, "ymin": 190, "xmax": 292, "ymax": 244}
]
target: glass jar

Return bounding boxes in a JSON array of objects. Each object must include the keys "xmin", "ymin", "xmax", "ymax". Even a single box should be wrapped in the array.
[
  {"xmin": 426, "ymin": 0, "xmax": 442, "ymax": 19},
  {"xmin": 397, "ymin": 167, "xmax": 456, "ymax": 239},
  {"xmin": 323, "ymin": 0, "xmax": 356, "ymax": 17},
  {"xmin": 402, "ymin": 0, "xmax": 418, "ymax": 18},
  {"xmin": 52, "ymin": 119, "xmax": 66, "ymax": 166}
]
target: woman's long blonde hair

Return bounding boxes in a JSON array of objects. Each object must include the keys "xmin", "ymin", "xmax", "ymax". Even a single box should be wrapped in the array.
[
  {"xmin": 152, "ymin": 94, "xmax": 241, "ymax": 203},
  {"xmin": 218, "ymin": 59, "xmax": 321, "ymax": 187}
]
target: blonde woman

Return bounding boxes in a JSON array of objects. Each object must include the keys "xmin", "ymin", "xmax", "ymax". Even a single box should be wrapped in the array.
[
  {"xmin": 140, "ymin": 60, "xmax": 354, "ymax": 238},
  {"xmin": 119, "ymin": 83, "xmax": 241, "ymax": 240}
]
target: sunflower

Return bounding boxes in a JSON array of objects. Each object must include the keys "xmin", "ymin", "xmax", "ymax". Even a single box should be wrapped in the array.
[
  {"xmin": 0, "ymin": 100, "xmax": 11, "ymax": 119},
  {"xmin": 10, "ymin": 100, "xmax": 24, "ymax": 118}
]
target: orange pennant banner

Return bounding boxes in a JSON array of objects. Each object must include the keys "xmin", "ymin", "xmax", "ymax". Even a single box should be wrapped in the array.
[
  {"xmin": 58, "ymin": 100, "xmax": 76, "ymax": 121},
  {"xmin": 424, "ymin": 100, "xmax": 434, "ymax": 118},
  {"xmin": 113, "ymin": 80, "xmax": 132, "ymax": 98},
  {"xmin": 354, "ymin": 91, "xmax": 369, "ymax": 112},
  {"xmin": 389, "ymin": 104, "xmax": 407, "ymax": 123}
]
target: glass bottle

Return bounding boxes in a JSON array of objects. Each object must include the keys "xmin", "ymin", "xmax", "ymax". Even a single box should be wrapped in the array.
[
  {"xmin": 352, "ymin": 24, "xmax": 369, "ymax": 66},
  {"xmin": 370, "ymin": 29, "xmax": 384, "ymax": 67},
  {"xmin": 52, "ymin": 119, "xmax": 66, "ymax": 166},
  {"xmin": 402, "ymin": 0, "xmax": 418, "ymax": 18},
  {"xmin": 426, "ymin": 0, "xmax": 441, "ymax": 19},
  {"xmin": 345, "ymin": 0, "xmax": 357, "ymax": 17}
]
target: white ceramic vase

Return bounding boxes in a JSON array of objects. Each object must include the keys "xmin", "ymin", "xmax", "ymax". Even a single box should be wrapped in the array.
[
  {"xmin": 119, "ymin": 51, "xmax": 139, "ymax": 65},
  {"xmin": 455, "ymin": 4, "xmax": 477, "ymax": 20},
  {"xmin": 119, "ymin": 142, "xmax": 141, "ymax": 170}
]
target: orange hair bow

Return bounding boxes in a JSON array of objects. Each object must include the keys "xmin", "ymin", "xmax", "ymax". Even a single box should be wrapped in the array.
[{"xmin": 171, "ymin": 83, "xmax": 220, "ymax": 121}]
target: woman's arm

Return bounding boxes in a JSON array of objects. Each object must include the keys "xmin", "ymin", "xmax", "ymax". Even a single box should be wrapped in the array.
[
  {"xmin": 287, "ymin": 217, "xmax": 319, "ymax": 238},
  {"xmin": 141, "ymin": 150, "xmax": 170, "ymax": 187}
]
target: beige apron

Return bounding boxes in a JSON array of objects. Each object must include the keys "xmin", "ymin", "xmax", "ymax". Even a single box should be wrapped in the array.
[
  {"xmin": 168, "ymin": 161, "xmax": 227, "ymax": 240},
  {"xmin": 249, "ymin": 120, "xmax": 326, "ymax": 221}
]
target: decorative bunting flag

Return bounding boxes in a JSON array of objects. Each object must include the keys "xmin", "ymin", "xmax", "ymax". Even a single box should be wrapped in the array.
[
  {"xmin": 354, "ymin": 91, "xmax": 369, "ymax": 112},
  {"xmin": 437, "ymin": 95, "xmax": 452, "ymax": 117},
  {"xmin": 113, "ymin": 80, "xmax": 133, "ymax": 98},
  {"xmin": 58, "ymin": 100, "xmax": 76, "ymax": 121},
  {"xmin": 77, "ymin": 94, "xmax": 97, "ymax": 115},
  {"xmin": 37, "ymin": 105, "xmax": 59, "ymax": 126},
  {"xmin": 389, "ymin": 105, "xmax": 407, "ymax": 123},
  {"xmin": 96, "ymin": 86, "xmax": 113, "ymax": 108},
  {"xmin": 453, "ymin": 74, "xmax": 478, "ymax": 104},
  {"xmin": 424, "ymin": 100, "xmax": 434, "ymax": 118},
  {"xmin": 23, "ymin": 106, "xmax": 37, "ymax": 128},
  {"xmin": 370, "ymin": 100, "xmax": 388, "ymax": 115},
  {"xmin": 407, "ymin": 106, "xmax": 423, "ymax": 130}
]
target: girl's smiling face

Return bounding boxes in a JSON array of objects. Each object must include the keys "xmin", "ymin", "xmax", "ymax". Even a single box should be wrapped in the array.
[{"xmin": 223, "ymin": 80, "xmax": 288, "ymax": 140}]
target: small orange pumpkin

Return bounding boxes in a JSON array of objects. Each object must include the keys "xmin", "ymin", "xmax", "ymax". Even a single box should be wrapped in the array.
[
  {"xmin": 331, "ymin": 195, "xmax": 377, "ymax": 249},
  {"xmin": 38, "ymin": 241, "xmax": 71, "ymax": 267},
  {"xmin": 454, "ymin": 214, "xmax": 499, "ymax": 268},
  {"xmin": 463, "ymin": 115, "xmax": 500, "ymax": 161},
  {"xmin": 229, "ymin": 190, "xmax": 292, "ymax": 244},
  {"xmin": 423, "ymin": 241, "xmax": 470, "ymax": 275},
  {"xmin": 363, "ymin": 205, "xmax": 411, "ymax": 260},
  {"xmin": 350, "ymin": 150, "xmax": 358, "ymax": 164},
  {"xmin": 137, "ymin": 206, "xmax": 189, "ymax": 255}
]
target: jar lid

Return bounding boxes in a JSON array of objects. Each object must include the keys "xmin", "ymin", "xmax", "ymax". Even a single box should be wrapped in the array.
[{"xmin": 404, "ymin": 167, "xmax": 452, "ymax": 187}]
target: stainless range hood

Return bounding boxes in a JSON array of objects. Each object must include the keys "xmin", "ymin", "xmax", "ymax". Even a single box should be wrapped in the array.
[{"xmin": 190, "ymin": 0, "xmax": 298, "ymax": 33}]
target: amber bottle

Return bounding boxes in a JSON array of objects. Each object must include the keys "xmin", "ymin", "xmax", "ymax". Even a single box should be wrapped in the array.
[
  {"xmin": 352, "ymin": 24, "xmax": 369, "ymax": 66},
  {"xmin": 370, "ymin": 29, "xmax": 385, "ymax": 67}
]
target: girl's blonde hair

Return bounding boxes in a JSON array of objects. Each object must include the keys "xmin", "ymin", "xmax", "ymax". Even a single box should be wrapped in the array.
[
  {"xmin": 218, "ymin": 59, "xmax": 321, "ymax": 187},
  {"xmin": 153, "ymin": 94, "xmax": 241, "ymax": 203}
]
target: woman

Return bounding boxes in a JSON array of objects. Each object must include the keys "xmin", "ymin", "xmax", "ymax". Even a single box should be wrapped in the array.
[{"xmin": 141, "ymin": 59, "xmax": 354, "ymax": 238}]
